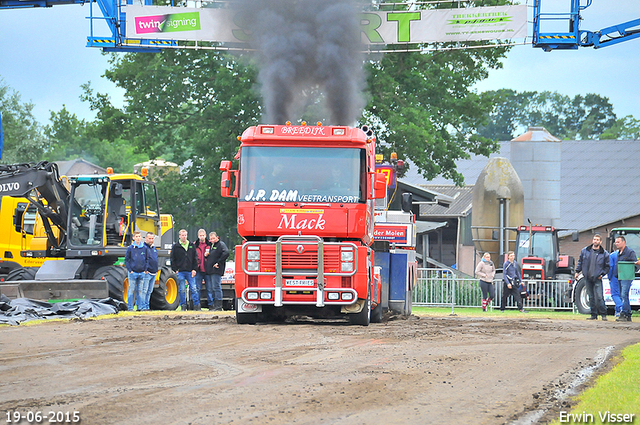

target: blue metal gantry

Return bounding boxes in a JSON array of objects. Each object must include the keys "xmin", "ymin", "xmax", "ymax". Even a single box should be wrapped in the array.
[
  {"xmin": 0, "ymin": 0, "xmax": 177, "ymax": 52},
  {"xmin": 533, "ymin": 0, "xmax": 640, "ymax": 51}
]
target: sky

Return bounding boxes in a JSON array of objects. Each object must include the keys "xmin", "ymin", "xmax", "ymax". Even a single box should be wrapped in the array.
[{"xmin": 0, "ymin": 1, "xmax": 639, "ymax": 125}]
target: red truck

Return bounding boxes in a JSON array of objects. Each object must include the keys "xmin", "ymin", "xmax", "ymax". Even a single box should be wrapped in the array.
[{"xmin": 220, "ymin": 123, "xmax": 387, "ymax": 325}]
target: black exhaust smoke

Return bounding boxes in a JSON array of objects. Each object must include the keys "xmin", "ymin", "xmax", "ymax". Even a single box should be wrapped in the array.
[{"xmin": 240, "ymin": 0, "xmax": 365, "ymax": 125}]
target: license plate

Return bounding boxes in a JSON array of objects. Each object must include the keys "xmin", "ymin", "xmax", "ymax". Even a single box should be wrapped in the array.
[{"xmin": 285, "ymin": 279, "xmax": 315, "ymax": 287}]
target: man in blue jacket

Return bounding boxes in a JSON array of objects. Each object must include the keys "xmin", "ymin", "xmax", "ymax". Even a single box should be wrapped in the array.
[
  {"xmin": 142, "ymin": 232, "xmax": 159, "ymax": 311},
  {"xmin": 125, "ymin": 231, "xmax": 147, "ymax": 311},
  {"xmin": 501, "ymin": 251, "xmax": 525, "ymax": 313},
  {"xmin": 613, "ymin": 236, "xmax": 638, "ymax": 322},
  {"xmin": 575, "ymin": 234, "xmax": 610, "ymax": 321}
]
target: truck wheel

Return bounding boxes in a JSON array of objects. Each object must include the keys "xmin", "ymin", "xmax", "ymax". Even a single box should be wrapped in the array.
[
  {"xmin": 94, "ymin": 265, "xmax": 128, "ymax": 302},
  {"xmin": 150, "ymin": 267, "xmax": 180, "ymax": 311},
  {"xmin": 574, "ymin": 278, "xmax": 591, "ymax": 315},
  {"xmin": 235, "ymin": 297, "xmax": 257, "ymax": 325},
  {"xmin": 349, "ymin": 291, "xmax": 371, "ymax": 326},
  {"xmin": 371, "ymin": 301, "xmax": 383, "ymax": 323},
  {"xmin": 6, "ymin": 267, "xmax": 38, "ymax": 281}
]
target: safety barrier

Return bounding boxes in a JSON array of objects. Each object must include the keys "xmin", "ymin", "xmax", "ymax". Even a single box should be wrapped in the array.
[{"xmin": 413, "ymin": 268, "xmax": 574, "ymax": 312}]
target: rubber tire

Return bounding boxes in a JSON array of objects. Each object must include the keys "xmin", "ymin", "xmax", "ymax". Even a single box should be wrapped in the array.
[
  {"xmin": 6, "ymin": 267, "xmax": 38, "ymax": 281},
  {"xmin": 349, "ymin": 291, "xmax": 371, "ymax": 326},
  {"xmin": 574, "ymin": 278, "xmax": 591, "ymax": 315},
  {"xmin": 94, "ymin": 265, "xmax": 128, "ymax": 302},
  {"xmin": 235, "ymin": 297, "xmax": 257, "ymax": 325},
  {"xmin": 150, "ymin": 267, "xmax": 180, "ymax": 311},
  {"xmin": 371, "ymin": 301, "xmax": 383, "ymax": 323}
]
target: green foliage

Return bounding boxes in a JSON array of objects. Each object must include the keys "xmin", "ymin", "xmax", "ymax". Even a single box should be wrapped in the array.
[
  {"xmin": 600, "ymin": 115, "xmax": 640, "ymax": 140},
  {"xmin": 84, "ymin": 50, "xmax": 261, "ymax": 243},
  {"xmin": 44, "ymin": 106, "xmax": 146, "ymax": 172},
  {"xmin": 363, "ymin": 46, "xmax": 506, "ymax": 185},
  {"xmin": 478, "ymin": 89, "xmax": 618, "ymax": 140},
  {"xmin": 0, "ymin": 79, "xmax": 47, "ymax": 163}
]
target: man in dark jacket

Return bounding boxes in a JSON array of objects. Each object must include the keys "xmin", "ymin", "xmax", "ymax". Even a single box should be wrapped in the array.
[
  {"xmin": 170, "ymin": 229, "xmax": 199, "ymax": 311},
  {"xmin": 575, "ymin": 234, "xmax": 610, "ymax": 321},
  {"xmin": 501, "ymin": 251, "xmax": 525, "ymax": 313},
  {"xmin": 613, "ymin": 236, "xmax": 638, "ymax": 322},
  {"xmin": 205, "ymin": 231, "xmax": 229, "ymax": 311}
]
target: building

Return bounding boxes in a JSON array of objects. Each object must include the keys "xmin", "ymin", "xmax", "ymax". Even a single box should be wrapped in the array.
[{"xmin": 401, "ymin": 128, "xmax": 640, "ymax": 273}]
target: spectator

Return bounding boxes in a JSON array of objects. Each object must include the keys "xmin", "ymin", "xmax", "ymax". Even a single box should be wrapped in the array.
[
  {"xmin": 607, "ymin": 249, "xmax": 623, "ymax": 318},
  {"xmin": 613, "ymin": 236, "xmax": 638, "ymax": 322},
  {"xmin": 575, "ymin": 234, "xmax": 610, "ymax": 321},
  {"xmin": 475, "ymin": 252, "xmax": 496, "ymax": 312},
  {"xmin": 142, "ymin": 232, "xmax": 158, "ymax": 311},
  {"xmin": 170, "ymin": 229, "xmax": 199, "ymax": 311},
  {"xmin": 193, "ymin": 229, "xmax": 212, "ymax": 309},
  {"xmin": 125, "ymin": 231, "xmax": 147, "ymax": 311},
  {"xmin": 500, "ymin": 251, "xmax": 526, "ymax": 313},
  {"xmin": 205, "ymin": 231, "xmax": 229, "ymax": 312}
]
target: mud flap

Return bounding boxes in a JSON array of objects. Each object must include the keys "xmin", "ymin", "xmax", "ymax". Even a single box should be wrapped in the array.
[{"xmin": 237, "ymin": 298, "xmax": 262, "ymax": 313}]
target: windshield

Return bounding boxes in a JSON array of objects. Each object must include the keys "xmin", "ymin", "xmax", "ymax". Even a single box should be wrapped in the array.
[
  {"xmin": 239, "ymin": 147, "xmax": 365, "ymax": 203},
  {"xmin": 69, "ymin": 181, "xmax": 106, "ymax": 246},
  {"xmin": 612, "ymin": 231, "xmax": 640, "ymax": 254},
  {"xmin": 517, "ymin": 231, "xmax": 554, "ymax": 262}
]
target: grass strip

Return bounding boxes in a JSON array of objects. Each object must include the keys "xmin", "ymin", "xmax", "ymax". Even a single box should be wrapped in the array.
[{"xmin": 547, "ymin": 343, "xmax": 640, "ymax": 425}]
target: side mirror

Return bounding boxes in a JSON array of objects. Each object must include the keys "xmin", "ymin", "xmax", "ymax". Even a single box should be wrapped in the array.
[
  {"xmin": 374, "ymin": 173, "xmax": 387, "ymax": 199},
  {"xmin": 13, "ymin": 203, "xmax": 27, "ymax": 233},
  {"xmin": 401, "ymin": 192, "xmax": 413, "ymax": 212},
  {"xmin": 220, "ymin": 160, "xmax": 232, "ymax": 172}
]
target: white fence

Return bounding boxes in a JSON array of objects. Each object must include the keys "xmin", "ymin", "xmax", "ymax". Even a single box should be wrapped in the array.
[{"xmin": 413, "ymin": 268, "xmax": 575, "ymax": 312}]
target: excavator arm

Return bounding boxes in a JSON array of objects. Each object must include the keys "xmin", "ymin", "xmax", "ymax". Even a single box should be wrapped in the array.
[{"xmin": 0, "ymin": 161, "xmax": 70, "ymax": 250}]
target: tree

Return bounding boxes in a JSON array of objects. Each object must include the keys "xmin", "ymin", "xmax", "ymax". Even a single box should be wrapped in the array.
[
  {"xmin": 0, "ymin": 80, "xmax": 46, "ymax": 163},
  {"xmin": 363, "ymin": 47, "xmax": 507, "ymax": 185},
  {"xmin": 84, "ymin": 50, "xmax": 261, "ymax": 244},
  {"xmin": 44, "ymin": 106, "xmax": 146, "ymax": 171},
  {"xmin": 478, "ymin": 89, "xmax": 618, "ymax": 141},
  {"xmin": 600, "ymin": 115, "xmax": 640, "ymax": 140}
]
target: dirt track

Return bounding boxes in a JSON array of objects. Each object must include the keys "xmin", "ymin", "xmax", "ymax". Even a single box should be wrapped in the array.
[{"xmin": 1, "ymin": 312, "xmax": 639, "ymax": 425}]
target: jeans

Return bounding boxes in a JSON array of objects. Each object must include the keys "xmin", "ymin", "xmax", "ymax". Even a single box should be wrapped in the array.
[
  {"xmin": 206, "ymin": 274, "xmax": 223, "ymax": 304},
  {"xmin": 619, "ymin": 279, "xmax": 633, "ymax": 317},
  {"xmin": 609, "ymin": 277, "xmax": 623, "ymax": 315},
  {"xmin": 176, "ymin": 271, "xmax": 197, "ymax": 307},
  {"xmin": 127, "ymin": 271, "xmax": 146, "ymax": 311},
  {"xmin": 143, "ymin": 272, "xmax": 157, "ymax": 310},
  {"xmin": 585, "ymin": 276, "xmax": 606, "ymax": 317},
  {"xmin": 194, "ymin": 271, "xmax": 207, "ymax": 305}
]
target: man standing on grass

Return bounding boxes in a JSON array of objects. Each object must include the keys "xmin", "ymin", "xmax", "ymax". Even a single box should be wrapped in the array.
[
  {"xmin": 613, "ymin": 236, "xmax": 638, "ymax": 322},
  {"xmin": 575, "ymin": 234, "xmax": 610, "ymax": 321}
]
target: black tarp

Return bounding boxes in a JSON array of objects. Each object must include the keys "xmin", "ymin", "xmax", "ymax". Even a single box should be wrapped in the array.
[{"xmin": 0, "ymin": 295, "xmax": 126, "ymax": 325}]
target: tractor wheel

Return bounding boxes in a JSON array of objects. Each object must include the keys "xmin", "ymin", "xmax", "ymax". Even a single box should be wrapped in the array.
[
  {"xmin": 574, "ymin": 278, "xmax": 590, "ymax": 315},
  {"xmin": 93, "ymin": 265, "xmax": 128, "ymax": 302},
  {"xmin": 349, "ymin": 291, "xmax": 371, "ymax": 326},
  {"xmin": 6, "ymin": 267, "xmax": 38, "ymax": 282},
  {"xmin": 150, "ymin": 267, "xmax": 180, "ymax": 311}
]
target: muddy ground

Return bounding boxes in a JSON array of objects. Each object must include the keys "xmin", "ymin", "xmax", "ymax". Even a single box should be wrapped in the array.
[{"xmin": 1, "ymin": 312, "xmax": 639, "ymax": 425}]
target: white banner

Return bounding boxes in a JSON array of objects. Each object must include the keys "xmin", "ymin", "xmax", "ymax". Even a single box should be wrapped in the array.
[{"xmin": 125, "ymin": 5, "xmax": 527, "ymax": 45}]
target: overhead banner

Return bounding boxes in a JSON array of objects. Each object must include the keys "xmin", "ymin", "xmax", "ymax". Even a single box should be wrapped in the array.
[{"xmin": 125, "ymin": 5, "xmax": 527, "ymax": 45}]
